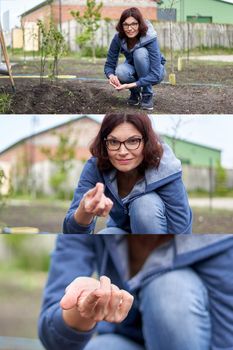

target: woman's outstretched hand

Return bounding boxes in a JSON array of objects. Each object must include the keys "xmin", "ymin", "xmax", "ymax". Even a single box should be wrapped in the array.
[
  {"xmin": 109, "ymin": 78, "xmax": 137, "ymax": 91},
  {"xmin": 108, "ymin": 74, "xmax": 121, "ymax": 88},
  {"xmin": 60, "ymin": 276, "xmax": 134, "ymax": 331},
  {"xmin": 74, "ymin": 183, "xmax": 113, "ymax": 226}
]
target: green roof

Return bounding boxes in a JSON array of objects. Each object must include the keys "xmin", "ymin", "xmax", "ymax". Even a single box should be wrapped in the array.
[{"xmin": 162, "ymin": 134, "xmax": 221, "ymax": 153}]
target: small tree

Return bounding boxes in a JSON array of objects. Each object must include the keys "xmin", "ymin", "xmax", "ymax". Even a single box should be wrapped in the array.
[
  {"xmin": 37, "ymin": 20, "xmax": 67, "ymax": 83},
  {"xmin": 168, "ymin": 116, "xmax": 194, "ymax": 153},
  {"xmin": 71, "ymin": 0, "xmax": 103, "ymax": 63},
  {"xmin": 41, "ymin": 131, "xmax": 77, "ymax": 199}
]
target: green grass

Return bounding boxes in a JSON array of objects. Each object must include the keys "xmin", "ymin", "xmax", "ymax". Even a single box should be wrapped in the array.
[{"xmin": 0, "ymin": 92, "xmax": 12, "ymax": 113}]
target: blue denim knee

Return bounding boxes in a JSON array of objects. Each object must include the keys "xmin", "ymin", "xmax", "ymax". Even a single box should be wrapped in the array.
[
  {"xmin": 138, "ymin": 268, "xmax": 211, "ymax": 350},
  {"xmin": 115, "ymin": 63, "xmax": 136, "ymax": 83},
  {"xmin": 133, "ymin": 47, "xmax": 150, "ymax": 64},
  {"xmin": 128, "ymin": 192, "xmax": 167, "ymax": 234}
]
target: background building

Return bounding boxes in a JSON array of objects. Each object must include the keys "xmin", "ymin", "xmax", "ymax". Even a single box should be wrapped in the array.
[
  {"xmin": 163, "ymin": 135, "xmax": 221, "ymax": 167},
  {"xmin": 20, "ymin": 0, "xmax": 158, "ymax": 25},
  {"xmin": 157, "ymin": 0, "xmax": 233, "ymax": 24}
]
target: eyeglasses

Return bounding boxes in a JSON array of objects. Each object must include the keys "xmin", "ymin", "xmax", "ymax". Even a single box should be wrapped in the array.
[
  {"xmin": 105, "ymin": 137, "xmax": 143, "ymax": 151},
  {"xmin": 122, "ymin": 22, "xmax": 139, "ymax": 30}
]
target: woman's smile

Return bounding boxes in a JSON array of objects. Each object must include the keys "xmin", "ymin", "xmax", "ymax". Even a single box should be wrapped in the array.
[{"xmin": 116, "ymin": 158, "xmax": 133, "ymax": 165}]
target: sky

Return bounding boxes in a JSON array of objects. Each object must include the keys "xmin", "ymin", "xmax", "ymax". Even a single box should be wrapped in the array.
[
  {"xmin": 0, "ymin": 0, "xmax": 42, "ymax": 29},
  {"xmin": 1, "ymin": 0, "xmax": 233, "ymax": 29},
  {"xmin": 0, "ymin": 114, "xmax": 233, "ymax": 169}
]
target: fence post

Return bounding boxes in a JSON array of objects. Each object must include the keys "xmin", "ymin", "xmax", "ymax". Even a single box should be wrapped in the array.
[{"xmin": 209, "ymin": 157, "xmax": 214, "ymax": 211}]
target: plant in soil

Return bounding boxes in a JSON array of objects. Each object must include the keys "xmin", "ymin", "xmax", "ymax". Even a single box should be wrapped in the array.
[
  {"xmin": 0, "ymin": 92, "xmax": 12, "ymax": 113},
  {"xmin": 71, "ymin": 0, "xmax": 103, "ymax": 63},
  {"xmin": 37, "ymin": 20, "xmax": 67, "ymax": 83}
]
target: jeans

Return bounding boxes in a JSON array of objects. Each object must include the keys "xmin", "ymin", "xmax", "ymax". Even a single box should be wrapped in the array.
[
  {"xmin": 84, "ymin": 268, "xmax": 211, "ymax": 350},
  {"xmin": 98, "ymin": 192, "xmax": 167, "ymax": 234},
  {"xmin": 115, "ymin": 47, "xmax": 164, "ymax": 95}
]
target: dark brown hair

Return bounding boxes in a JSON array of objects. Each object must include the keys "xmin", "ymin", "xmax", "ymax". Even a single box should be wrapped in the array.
[
  {"xmin": 89, "ymin": 113, "xmax": 163, "ymax": 172},
  {"xmin": 116, "ymin": 7, "xmax": 148, "ymax": 39}
]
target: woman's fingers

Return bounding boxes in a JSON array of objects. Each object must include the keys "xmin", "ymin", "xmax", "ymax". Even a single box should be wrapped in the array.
[
  {"xmin": 105, "ymin": 285, "xmax": 122, "ymax": 322},
  {"xmin": 114, "ymin": 290, "xmax": 134, "ymax": 323},
  {"xmin": 77, "ymin": 290, "xmax": 101, "ymax": 318},
  {"xmin": 60, "ymin": 284, "xmax": 82, "ymax": 310},
  {"xmin": 102, "ymin": 198, "xmax": 113, "ymax": 216},
  {"xmin": 109, "ymin": 75, "xmax": 120, "ymax": 87},
  {"xmin": 93, "ymin": 276, "xmax": 112, "ymax": 321},
  {"xmin": 83, "ymin": 183, "xmax": 104, "ymax": 211},
  {"xmin": 109, "ymin": 80, "xmax": 118, "ymax": 88},
  {"xmin": 61, "ymin": 275, "xmax": 133, "ymax": 326},
  {"xmin": 60, "ymin": 277, "xmax": 100, "ymax": 310},
  {"xmin": 96, "ymin": 197, "xmax": 113, "ymax": 217},
  {"xmin": 115, "ymin": 84, "xmax": 128, "ymax": 91},
  {"xmin": 83, "ymin": 183, "xmax": 112, "ymax": 217}
]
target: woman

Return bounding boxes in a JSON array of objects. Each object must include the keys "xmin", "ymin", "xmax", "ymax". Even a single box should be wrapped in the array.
[
  {"xmin": 104, "ymin": 7, "xmax": 166, "ymax": 111},
  {"xmin": 38, "ymin": 233, "xmax": 233, "ymax": 350},
  {"xmin": 63, "ymin": 113, "xmax": 192, "ymax": 235}
]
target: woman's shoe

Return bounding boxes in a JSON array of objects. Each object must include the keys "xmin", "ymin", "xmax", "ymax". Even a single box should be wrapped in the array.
[
  {"xmin": 141, "ymin": 93, "xmax": 153, "ymax": 110},
  {"xmin": 127, "ymin": 89, "xmax": 141, "ymax": 106}
]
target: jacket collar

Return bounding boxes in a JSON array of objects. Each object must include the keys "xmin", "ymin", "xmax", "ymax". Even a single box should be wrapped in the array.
[{"xmin": 103, "ymin": 142, "xmax": 182, "ymax": 191}]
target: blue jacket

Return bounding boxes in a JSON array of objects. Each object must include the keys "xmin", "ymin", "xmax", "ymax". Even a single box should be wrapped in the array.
[
  {"xmin": 104, "ymin": 21, "xmax": 166, "ymax": 87},
  {"xmin": 38, "ymin": 234, "xmax": 233, "ymax": 350},
  {"xmin": 63, "ymin": 143, "xmax": 192, "ymax": 234}
]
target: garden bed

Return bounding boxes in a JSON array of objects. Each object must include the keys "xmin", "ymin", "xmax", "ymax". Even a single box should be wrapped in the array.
[{"xmin": 1, "ymin": 59, "xmax": 233, "ymax": 114}]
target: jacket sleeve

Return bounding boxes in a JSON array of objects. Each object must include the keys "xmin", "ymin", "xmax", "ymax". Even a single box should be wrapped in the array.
[
  {"xmin": 38, "ymin": 235, "xmax": 97, "ymax": 350},
  {"xmin": 192, "ymin": 239, "xmax": 233, "ymax": 349},
  {"xmin": 136, "ymin": 38, "xmax": 165, "ymax": 88},
  {"xmin": 104, "ymin": 34, "xmax": 121, "ymax": 78},
  {"xmin": 156, "ymin": 176, "xmax": 193, "ymax": 234},
  {"xmin": 63, "ymin": 158, "xmax": 102, "ymax": 234}
]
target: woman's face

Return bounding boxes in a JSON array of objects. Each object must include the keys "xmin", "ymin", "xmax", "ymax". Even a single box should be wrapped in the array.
[
  {"xmin": 105, "ymin": 122, "xmax": 144, "ymax": 173},
  {"xmin": 122, "ymin": 16, "xmax": 139, "ymax": 39}
]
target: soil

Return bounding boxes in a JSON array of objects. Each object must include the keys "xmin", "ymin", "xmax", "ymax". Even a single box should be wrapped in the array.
[
  {"xmin": 1, "ymin": 59, "xmax": 233, "ymax": 114},
  {"xmin": 0, "ymin": 203, "xmax": 66, "ymax": 233},
  {"xmin": 1, "ymin": 202, "xmax": 233, "ymax": 233}
]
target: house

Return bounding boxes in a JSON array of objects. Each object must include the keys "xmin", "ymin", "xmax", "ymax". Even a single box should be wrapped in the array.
[
  {"xmin": 19, "ymin": 0, "xmax": 158, "ymax": 51},
  {"xmin": 18, "ymin": 0, "xmax": 233, "ymax": 51},
  {"xmin": 20, "ymin": 0, "xmax": 158, "ymax": 27},
  {"xmin": 0, "ymin": 115, "xmax": 223, "ymax": 195},
  {"xmin": 163, "ymin": 135, "xmax": 221, "ymax": 167},
  {"xmin": 157, "ymin": 0, "xmax": 233, "ymax": 24}
]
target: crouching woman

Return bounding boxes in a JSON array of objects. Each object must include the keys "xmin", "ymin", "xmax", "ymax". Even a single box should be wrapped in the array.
[
  {"xmin": 63, "ymin": 113, "xmax": 192, "ymax": 234},
  {"xmin": 104, "ymin": 7, "xmax": 166, "ymax": 110}
]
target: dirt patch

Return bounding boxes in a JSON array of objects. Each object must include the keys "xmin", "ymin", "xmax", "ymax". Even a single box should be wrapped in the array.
[
  {"xmin": 1, "ymin": 79, "xmax": 233, "ymax": 114},
  {"xmin": 0, "ymin": 203, "xmax": 66, "ymax": 233},
  {"xmin": 1, "ymin": 60, "xmax": 233, "ymax": 114},
  {"xmin": 1, "ymin": 202, "xmax": 233, "ymax": 233}
]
